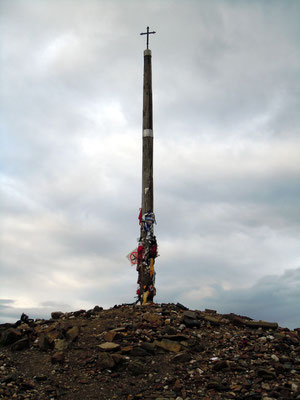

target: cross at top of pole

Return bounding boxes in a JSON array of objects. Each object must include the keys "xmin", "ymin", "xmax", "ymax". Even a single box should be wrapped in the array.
[{"xmin": 140, "ymin": 26, "xmax": 156, "ymax": 49}]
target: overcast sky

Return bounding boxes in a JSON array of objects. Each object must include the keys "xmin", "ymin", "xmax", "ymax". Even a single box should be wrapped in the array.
[{"xmin": 1, "ymin": 0, "xmax": 299, "ymax": 329}]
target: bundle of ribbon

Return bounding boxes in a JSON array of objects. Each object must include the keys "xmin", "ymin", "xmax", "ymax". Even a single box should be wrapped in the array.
[{"xmin": 127, "ymin": 209, "xmax": 158, "ymax": 304}]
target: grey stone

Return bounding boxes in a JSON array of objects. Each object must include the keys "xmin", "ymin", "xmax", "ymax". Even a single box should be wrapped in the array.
[
  {"xmin": 130, "ymin": 346, "xmax": 149, "ymax": 356},
  {"xmin": 176, "ymin": 303, "xmax": 188, "ymax": 310},
  {"xmin": 51, "ymin": 352, "xmax": 65, "ymax": 364},
  {"xmin": 38, "ymin": 334, "xmax": 52, "ymax": 351},
  {"xmin": 202, "ymin": 316, "xmax": 220, "ymax": 326},
  {"xmin": 205, "ymin": 309, "xmax": 216, "ymax": 314},
  {"xmin": 154, "ymin": 339, "xmax": 181, "ymax": 353},
  {"xmin": 93, "ymin": 305, "xmax": 103, "ymax": 312},
  {"xmin": 182, "ymin": 316, "xmax": 200, "ymax": 328},
  {"xmin": 256, "ymin": 369, "xmax": 276, "ymax": 379},
  {"xmin": 245, "ymin": 320, "xmax": 278, "ymax": 329},
  {"xmin": 212, "ymin": 360, "xmax": 229, "ymax": 371},
  {"xmin": 51, "ymin": 312, "xmax": 64, "ymax": 319},
  {"xmin": 98, "ymin": 342, "xmax": 120, "ymax": 352},
  {"xmin": 172, "ymin": 352, "xmax": 191, "ymax": 363},
  {"xmin": 66, "ymin": 326, "xmax": 79, "ymax": 342},
  {"xmin": 206, "ymin": 380, "xmax": 229, "ymax": 391},
  {"xmin": 54, "ymin": 339, "xmax": 69, "ymax": 351},
  {"xmin": 11, "ymin": 337, "xmax": 30, "ymax": 351},
  {"xmin": 183, "ymin": 310, "xmax": 197, "ymax": 319},
  {"xmin": 141, "ymin": 342, "xmax": 156, "ymax": 353},
  {"xmin": 97, "ymin": 352, "xmax": 115, "ymax": 370},
  {"xmin": 111, "ymin": 353, "xmax": 125, "ymax": 365},
  {"xmin": 73, "ymin": 309, "xmax": 86, "ymax": 317},
  {"xmin": 127, "ymin": 361, "xmax": 145, "ymax": 376},
  {"xmin": 0, "ymin": 328, "xmax": 22, "ymax": 346},
  {"xmin": 162, "ymin": 334, "xmax": 189, "ymax": 342}
]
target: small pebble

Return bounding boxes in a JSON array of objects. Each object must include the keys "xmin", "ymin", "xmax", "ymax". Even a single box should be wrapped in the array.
[{"xmin": 271, "ymin": 354, "xmax": 279, "ymax": 362}]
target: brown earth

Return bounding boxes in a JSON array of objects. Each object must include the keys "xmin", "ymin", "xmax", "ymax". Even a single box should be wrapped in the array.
[{"xmin": 0, "ymin": 303, "xmax": 300, "ymax": 400}]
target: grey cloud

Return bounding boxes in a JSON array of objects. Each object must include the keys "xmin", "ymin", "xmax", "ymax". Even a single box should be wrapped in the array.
[
  {"xmin": 1, "ymin": 0, "xmax": 300, "ymax": 328},
  {"xmin": 0, "ymin": 298, "xmax": 72, "ymax": 323},
  {"xmin": 0, "ymin": 299, "xmax": 14, "ymax": 306},
  {"xmin": 156, "ymin": 267, "xmax": 300, "ymax": 329},
  {"xmin": 154, "ymin": 2, "xmax": 300, "ymax": 137},
  {"xmin": 196, "ymin": 267, "xmax": 300, "ymax": 329}
]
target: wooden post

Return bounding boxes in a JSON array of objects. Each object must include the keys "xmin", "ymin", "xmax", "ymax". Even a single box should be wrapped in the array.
[
  {"xmin": 142, "ymin": 49, "xmax": 153, "ymax": 216},
  {"xmin": 136, "ymin": 32, "xmax": 157, "ymax": 304}
]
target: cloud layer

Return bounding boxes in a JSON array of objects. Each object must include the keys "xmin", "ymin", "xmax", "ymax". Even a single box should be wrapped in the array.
[{"xmin": 1, "ymin": 0, "xmax": 300, "ymax": 328}]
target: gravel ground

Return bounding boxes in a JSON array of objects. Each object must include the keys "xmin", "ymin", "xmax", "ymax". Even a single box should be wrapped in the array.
[{"xmin": 1, "ymin": 303, "xmax": 300, "ymax": 400}]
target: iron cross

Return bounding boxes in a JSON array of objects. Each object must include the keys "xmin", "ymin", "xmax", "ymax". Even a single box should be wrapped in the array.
[{"xmin": 140, "ymin": 26, "xmax": 156, "ymax": 49}]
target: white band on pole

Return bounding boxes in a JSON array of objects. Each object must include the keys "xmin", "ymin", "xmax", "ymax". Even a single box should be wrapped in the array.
[
  {"xmin": 143, "ymin": 129, "xmax": 153, "ymax": 137},
  {"xmin": 144, "ymin": 49, "xmax": 152, "ymax": 56}
]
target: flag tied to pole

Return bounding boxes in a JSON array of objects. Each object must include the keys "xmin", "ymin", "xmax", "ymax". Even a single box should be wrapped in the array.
[{"xmin": 126, "ymin": 248, "xmax": 138, "ymax": 265}]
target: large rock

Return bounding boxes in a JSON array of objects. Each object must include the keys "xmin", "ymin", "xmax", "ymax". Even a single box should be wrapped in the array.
[
  {"xmin": 154, "ymin": 339, "xmax": 181, "ymax": 353},
  {"xmin": 141, "ymin": 342, "xmax": 156, "ymax": 353},
  {"xmin": 103, "ymin": 331, "xmax": 117, "ymax": 342},
  {"xmin": 97, "ymin": 353, "xmax": 115, "ymax": 370},
  {"xmin": 143, "ymin": 312, "xmax": 163, "ymax": 325},
  {"xmin": 127, "ymin": 361, "xmax": 145, "ymax": 376},
  {"xmin": 182, "ymin": 316, "xmax": 201, "ymax": 328},
  {"xmin": 73, "ymin": 309, "xmax": 86, "ymax": 317},
  {"xmin": 224, "ymin": 313, "xmax": 246, "ymax": 326},
  {"xmin": 51, "ymin": 312, "xmax": 64, "ymax": 320},
  {"xmin": 111, "ymin": 353, "xmax": 125, "ymax": 365},
  {"xmin": 212, "ymin": 360, "xmax": 229, "ymax": 371},
  {"xmin": 172, "ymin": 352, "xmax": 191, "ymax": 363},
  {"xmin": 206, "ymin": 380, "xmax": 229, "ymax": 391},
  {"xmin": 130, "ymin": 346, "xmax": 148, "ymax": 356},
  {"xmin": 201, "ymin": 315, "xmax": 220, "ymax": 326},
  {"xmin": 17, "ymin": 323, "xmax": 31, "ymax": 332},
  {"xmin": 162, "ymin": 334, "xmax": 189, "ymax": 342},
  {"xmin": 0, "ymin": 328, "xmax": 22, "ymax": 346},
  {"xmin": 176, "ymin": 303, "xmax": 188, "ymax": 310},
  {"xmin": 11, "ymin": 337, "xmax": 30, "ymax": 351},
  {"xmin": 98, "ymin": 342, "xmax": 120, "ymax": 352},
  {"xmin": 66, "ymin": 326, "xmax": 79, "ymax": 342},
  {"xmin": 245, "ymin": 320, "xmax": 278, "ymax": 329},
  {"xmin": 54, "ymin": 339, "xmax": 69, "ymax": 351},
  {"xmin": 51, "ymin": 352, "xmax": 65, "ymax": 364},
  {"xmin": 183, "ymin": 310, "xmax": 197, "ymax": 320},
  {"xmin": 256, "ymin": 368, "xmax": 277, "ymax": 379},
  {"xmin": 45, "ymin": 328, "xmax": 62, "ymax": 342},
  {"xmin": 121, "ymin": 345, "xmax": 133, "ymax": 354},
  {"xmin": 224, "ymin": 314, "xmax": 278, "ymax": 329},
  {"xmin": 38, "ymin": 334, "xmax": 53, "ymax": 351}
]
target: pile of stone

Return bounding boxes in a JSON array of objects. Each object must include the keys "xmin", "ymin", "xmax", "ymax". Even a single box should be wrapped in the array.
[{"xmin": 0, "ymin": 304, "xmax": 300, "ymax": 399}]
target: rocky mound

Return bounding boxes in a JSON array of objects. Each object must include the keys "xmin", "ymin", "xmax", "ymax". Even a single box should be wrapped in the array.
[{"xmin": 0, "ymin": 303, "xmax": 300, "ymax": 400}]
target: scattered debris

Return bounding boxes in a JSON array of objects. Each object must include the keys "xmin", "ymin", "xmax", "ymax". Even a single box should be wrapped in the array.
[{"xmin": 0, "ymin": 304, "xmax": 299, "ymax": 399}]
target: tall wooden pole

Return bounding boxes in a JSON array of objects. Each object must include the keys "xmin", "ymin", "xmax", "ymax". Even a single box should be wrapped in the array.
[
  {"xmin": 136, "ymin": 27, "xmax": 157, "ymax": 304},
  {"xmin": 142, "ymin": 48, "xmax": 153, "ymax": 217}
]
